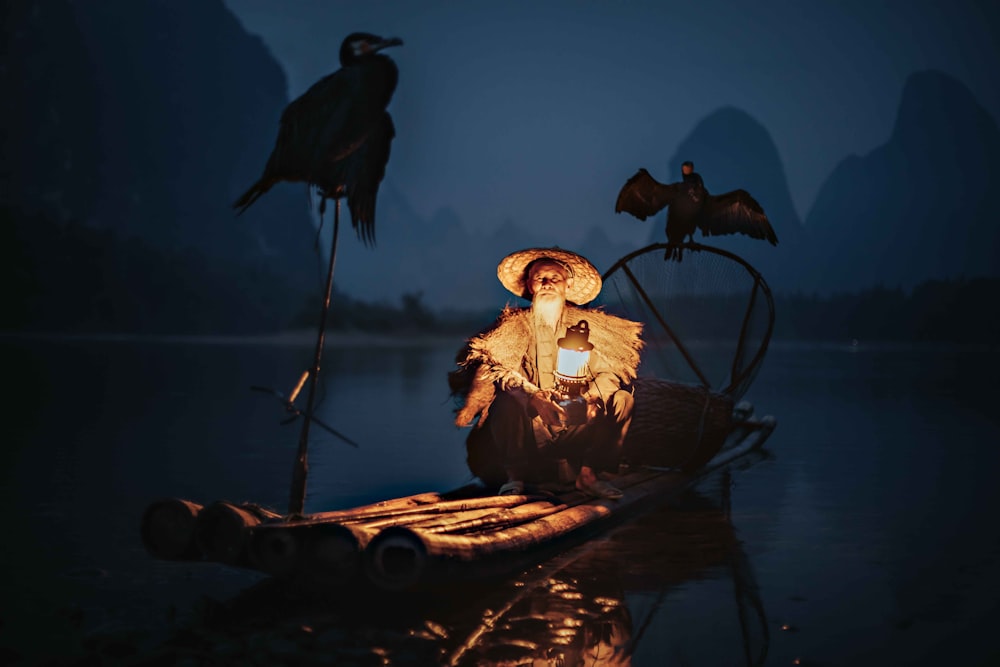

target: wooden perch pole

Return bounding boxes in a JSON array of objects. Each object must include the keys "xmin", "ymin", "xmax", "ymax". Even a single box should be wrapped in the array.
[{"xmin": 289, "ymin": 198, "xmax": 341, "ymax": 515}]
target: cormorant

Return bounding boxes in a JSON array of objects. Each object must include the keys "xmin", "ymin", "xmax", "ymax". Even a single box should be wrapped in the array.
[
  {"xmin": 233, "ymin": 32, "xmax": 403, "ymax": 246},
  {"xmin": 681, "ymin": 159, "xmax": 704, "ymax": 189},
  {"xmin": 615, "ymin": 163, "xmax": 778, "ymax": 261}
]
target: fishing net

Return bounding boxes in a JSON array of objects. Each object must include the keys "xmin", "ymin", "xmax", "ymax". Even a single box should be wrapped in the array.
[{"xmin": 596, "ymin": 242, "xmax": 774, "ymax": 468}]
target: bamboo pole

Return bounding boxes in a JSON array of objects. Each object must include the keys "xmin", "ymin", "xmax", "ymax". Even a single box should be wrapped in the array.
[
  {"xmin": 358, "ymin": 500, "xmax": 566, "ymax": 533},
  {"xmin": 289, "ymin": 199, "xmax": 342, "ymax": 516},
  {"xmin": 354, "ymin": 507, "xmax": 503, "ymax": 531},
  {"xmin": 421, "ymin": 500, "xmax": 567, "ymax": 534},
  {"xmin": 285, "ymin": 492, "xmax": 552, "ymax": 528},
  {"xmin": 294, "ymin": 491, "xmax": 457, "ymax": 522}
]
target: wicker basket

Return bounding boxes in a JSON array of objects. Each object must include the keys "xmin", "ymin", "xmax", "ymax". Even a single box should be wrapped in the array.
[{"xmin": 623, "ymin": 377, "xmax": 734, "ymax": 470}]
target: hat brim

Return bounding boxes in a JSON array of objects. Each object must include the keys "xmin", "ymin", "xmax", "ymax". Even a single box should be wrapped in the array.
[{"xmin": 496, "ymin": 247, "xmax": 602, "ymax": 305}]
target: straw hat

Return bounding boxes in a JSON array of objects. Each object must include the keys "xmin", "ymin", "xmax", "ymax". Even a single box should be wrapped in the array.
[{"xmin": 496, "ymin": 247, "xmax": 603, "ymax": 305}]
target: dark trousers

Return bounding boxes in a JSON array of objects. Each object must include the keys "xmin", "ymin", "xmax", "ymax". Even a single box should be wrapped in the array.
[{"xmin": 466, "ymin": 389, "xmax": 634, "ymax": 487}]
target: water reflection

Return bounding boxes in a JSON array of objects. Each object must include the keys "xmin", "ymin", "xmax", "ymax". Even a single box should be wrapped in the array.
[
  {"xmin": 147, "ymin": 472, "xmax": 767, "ymax": 666},
  {"xmin": 5, "ymin": 337, "xmax": 1000, "ymax": 664}
]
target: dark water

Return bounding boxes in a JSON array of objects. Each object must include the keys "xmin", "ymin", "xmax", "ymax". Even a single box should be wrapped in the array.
[{"xmin": 1, "ymin": 334, "xmax": 998, "ymax": 665}]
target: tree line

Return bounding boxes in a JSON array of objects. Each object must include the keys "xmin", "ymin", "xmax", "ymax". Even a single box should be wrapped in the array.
[
  {"xmin": 773, "ymin": 282, "xmax": 998, "ymax": 343},
  {"xmin": 3, "ymin": 207, "xmax": 997, "ymax": 343}
]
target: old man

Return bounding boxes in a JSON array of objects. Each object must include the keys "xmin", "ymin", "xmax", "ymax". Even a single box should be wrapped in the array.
[{"xmin": 450, "ymin": 248, "xmax": 643, "ymax": 499}]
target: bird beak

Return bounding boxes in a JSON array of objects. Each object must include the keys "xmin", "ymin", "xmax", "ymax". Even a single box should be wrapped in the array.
[{"xmin": 374, "ymin": 37, "xmax": 404, "ymax": 51}]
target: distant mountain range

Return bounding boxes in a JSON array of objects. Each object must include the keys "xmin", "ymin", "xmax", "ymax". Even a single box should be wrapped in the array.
[
  {"xmin": 325, "ymin": 182, "xmax": 638, "ymax": 310},
  {"xmin": 656, "ymin": 106, "xmax": 806, "ymax": 292},
  {"xmin": 335, "ymin": 69, "xmax": 1000, "ymax": 304},
  {"xmin": 794, "ymin": 70, "xmax": 1000, "ymax": 293},
  {"xmin": 4, "ymin": 0, "xmax": 998, "ymax": 333},
  {"xmin": 644, "ymin": 72, "xmax": 1000, "ymax": 296},
  {"xmin": 3, "ymin": 0, "xmax": 322, "ymax": 331}
]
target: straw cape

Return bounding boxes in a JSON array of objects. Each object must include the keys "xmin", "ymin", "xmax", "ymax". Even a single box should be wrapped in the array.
[{"xmin": 450, "ymin": 305, "xmax": 644, "ymax": 428}]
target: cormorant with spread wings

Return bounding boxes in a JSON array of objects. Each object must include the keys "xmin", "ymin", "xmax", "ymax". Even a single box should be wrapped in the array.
[
  {"xmin": 233, "ymin": 32, "xmax": 403, "ymax": 246},
  {"xmin": 615, "ymin": 162, "xmax": 778, "ymax": 260}
]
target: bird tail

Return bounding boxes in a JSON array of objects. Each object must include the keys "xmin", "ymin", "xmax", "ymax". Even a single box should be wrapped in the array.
[{"xmin": 232, "ymin": 179, "xmax": 272, "ymax": 216}]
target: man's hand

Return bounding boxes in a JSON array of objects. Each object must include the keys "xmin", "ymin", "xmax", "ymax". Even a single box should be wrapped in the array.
[
  {"xmin": 585, "ymin": 394, "xmax": 606, "ymax": 421},
  {"xmin": 530, "ymin": 391, "xmax": 568, "ymax": 426}
]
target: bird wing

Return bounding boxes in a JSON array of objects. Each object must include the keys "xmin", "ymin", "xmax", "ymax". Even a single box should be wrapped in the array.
[
  {"xmin": 265, "ymin": 67, "xmax": 367, "ymax": 181},
  {"xmin": 344, "ymin": 112, "xmax": 395, "ymax": 246},
  {"xmin": 614, "ymin": 168, "xmax": 682, "ymax": 220},
  {"xmin": 699, "ymin": 189, "xmax": 779, "ymax": 245}
]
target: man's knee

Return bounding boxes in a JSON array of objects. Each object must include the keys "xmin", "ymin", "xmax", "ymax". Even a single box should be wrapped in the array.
[
  {"xmin": 607, "ymin": 389, "xmax": 634, "ymax": 422},
  {"xmin": 483, "ymin": 391, "xmax": 535, "ymax": 461}
]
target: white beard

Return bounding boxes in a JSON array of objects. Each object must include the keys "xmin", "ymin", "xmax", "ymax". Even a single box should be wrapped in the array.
[{"xmin": 531, "ymin": 292, "xmax": 564, "ymax": 331}]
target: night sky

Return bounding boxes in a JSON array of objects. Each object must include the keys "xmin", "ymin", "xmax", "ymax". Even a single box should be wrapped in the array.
[{"xmin": 223, "ymin": 0, "xmax": 1000, "ymax": 245}]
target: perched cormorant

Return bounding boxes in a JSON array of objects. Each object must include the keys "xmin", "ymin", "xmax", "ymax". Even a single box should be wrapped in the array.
[
  {"xmin": 680, "ymin": 159, "xmax": 704, "ymax": 189},
  {"xmin": 615, "ymin": 163, "xmax": 778, "ymax": 260},
  {"xmin": 233, "ymin": 32, "xmax": 403, "ymax": 246}
]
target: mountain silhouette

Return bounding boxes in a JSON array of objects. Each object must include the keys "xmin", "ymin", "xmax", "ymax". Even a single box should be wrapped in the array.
[
  {"xmin": 12, "ymin": 5, "xmax": 995, "ymax": 331},
  {"xmin": 577, "ymin": 225, "xmax": 641, "ymax": 279},
  {"xmin": 2, "ymin": 0, "xmax": 101, "ymax": 221},
  {"xmin": 323, "ymin": 184, "xmax": 536, "ymax": 310},
  {"xmin": 324, "ymin": 182, "xmax": 640, "ymax": 312},
  {"xmin": 656, "ymin": 106, "xmax": 805, "ymax": 292},
  {"xmin": 69, "ymin": 0, "xmax": 317, "ymax": 278},
  {"xmin": 797, "ymin": 70, "xmax": 1000, "ymax": 293},
  {"xmin": 3, "ymin": 0, "xmax": 320, "ymax": 332}
]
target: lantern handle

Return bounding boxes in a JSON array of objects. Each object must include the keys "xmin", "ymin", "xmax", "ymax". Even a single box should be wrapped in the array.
[{"xmin": 558, "ymin": 319, "xmax": 595, "ymax": 352}]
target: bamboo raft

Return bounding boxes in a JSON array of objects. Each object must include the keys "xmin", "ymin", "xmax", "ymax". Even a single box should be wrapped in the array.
[{"xmin": 141, "ymin": 401, "xmax": 775, "ymax": 592}]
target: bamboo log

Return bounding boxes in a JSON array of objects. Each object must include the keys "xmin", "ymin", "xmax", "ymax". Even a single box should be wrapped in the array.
[
  {"xmin": 246, "ymin": 469, "xmax": 659, "ymax": 583},
  {"xmin": 308, "ymin": 490, "xmax": 446, "ymax": 521},
  {"xmin": 298, "ymin": 522, "xmax": 373, "ymax": 588},
  {"xmin": 355, "ymin": 507, "xmax": 506, "ymax": 531},
  {"xmin": 195, "ymin": 501, "xmax": 278, "ymax": 565},
  {"xmin": 141, "ymin": 498, "xmax": 203, "ymax": 561},
  {"xmin": 422, "ymin": 500, "xmax": 567, "ymax": 534},
  {"xmin": 366, "ymin": 505, "xmax": 619, "ymax": 590},
  {"xmin": 249, "ymin": 520, "xmax": 374, "ymax": 582},
  {"xmin": 242, "ymin": 489, "xmax": 452, "ymax": 569},
  {"xmin": 247, "ymin": 497, "xmax": 554, "ymax": 578},
  {"xmin": 357, "ymin": 500, "xmax": 567, "ymax": 535},
  {"xmin": 414, "ymin": 472, "xmax": 669, "ymax": 537},
  {"xmin": 249, "ymin": 524, "xmax": 301, "ymax": 578},
  {"xmin": 293, "ymin": 492, "xmax": 550, "ymax": 528}
]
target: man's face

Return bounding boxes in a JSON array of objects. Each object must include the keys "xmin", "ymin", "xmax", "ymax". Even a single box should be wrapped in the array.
[
  {"xmin": 681, "ymin": 163, "xmax": 692, "ymax": 176},
  {"xmin": 527, "ymin": 260, "xmax": 572, "ymax": 304}
]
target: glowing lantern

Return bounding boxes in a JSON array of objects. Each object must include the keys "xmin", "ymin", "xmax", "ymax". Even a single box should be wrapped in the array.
[{"xmin": 555, "ymin": 320, "xmax": 594, "ymax": 395}]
